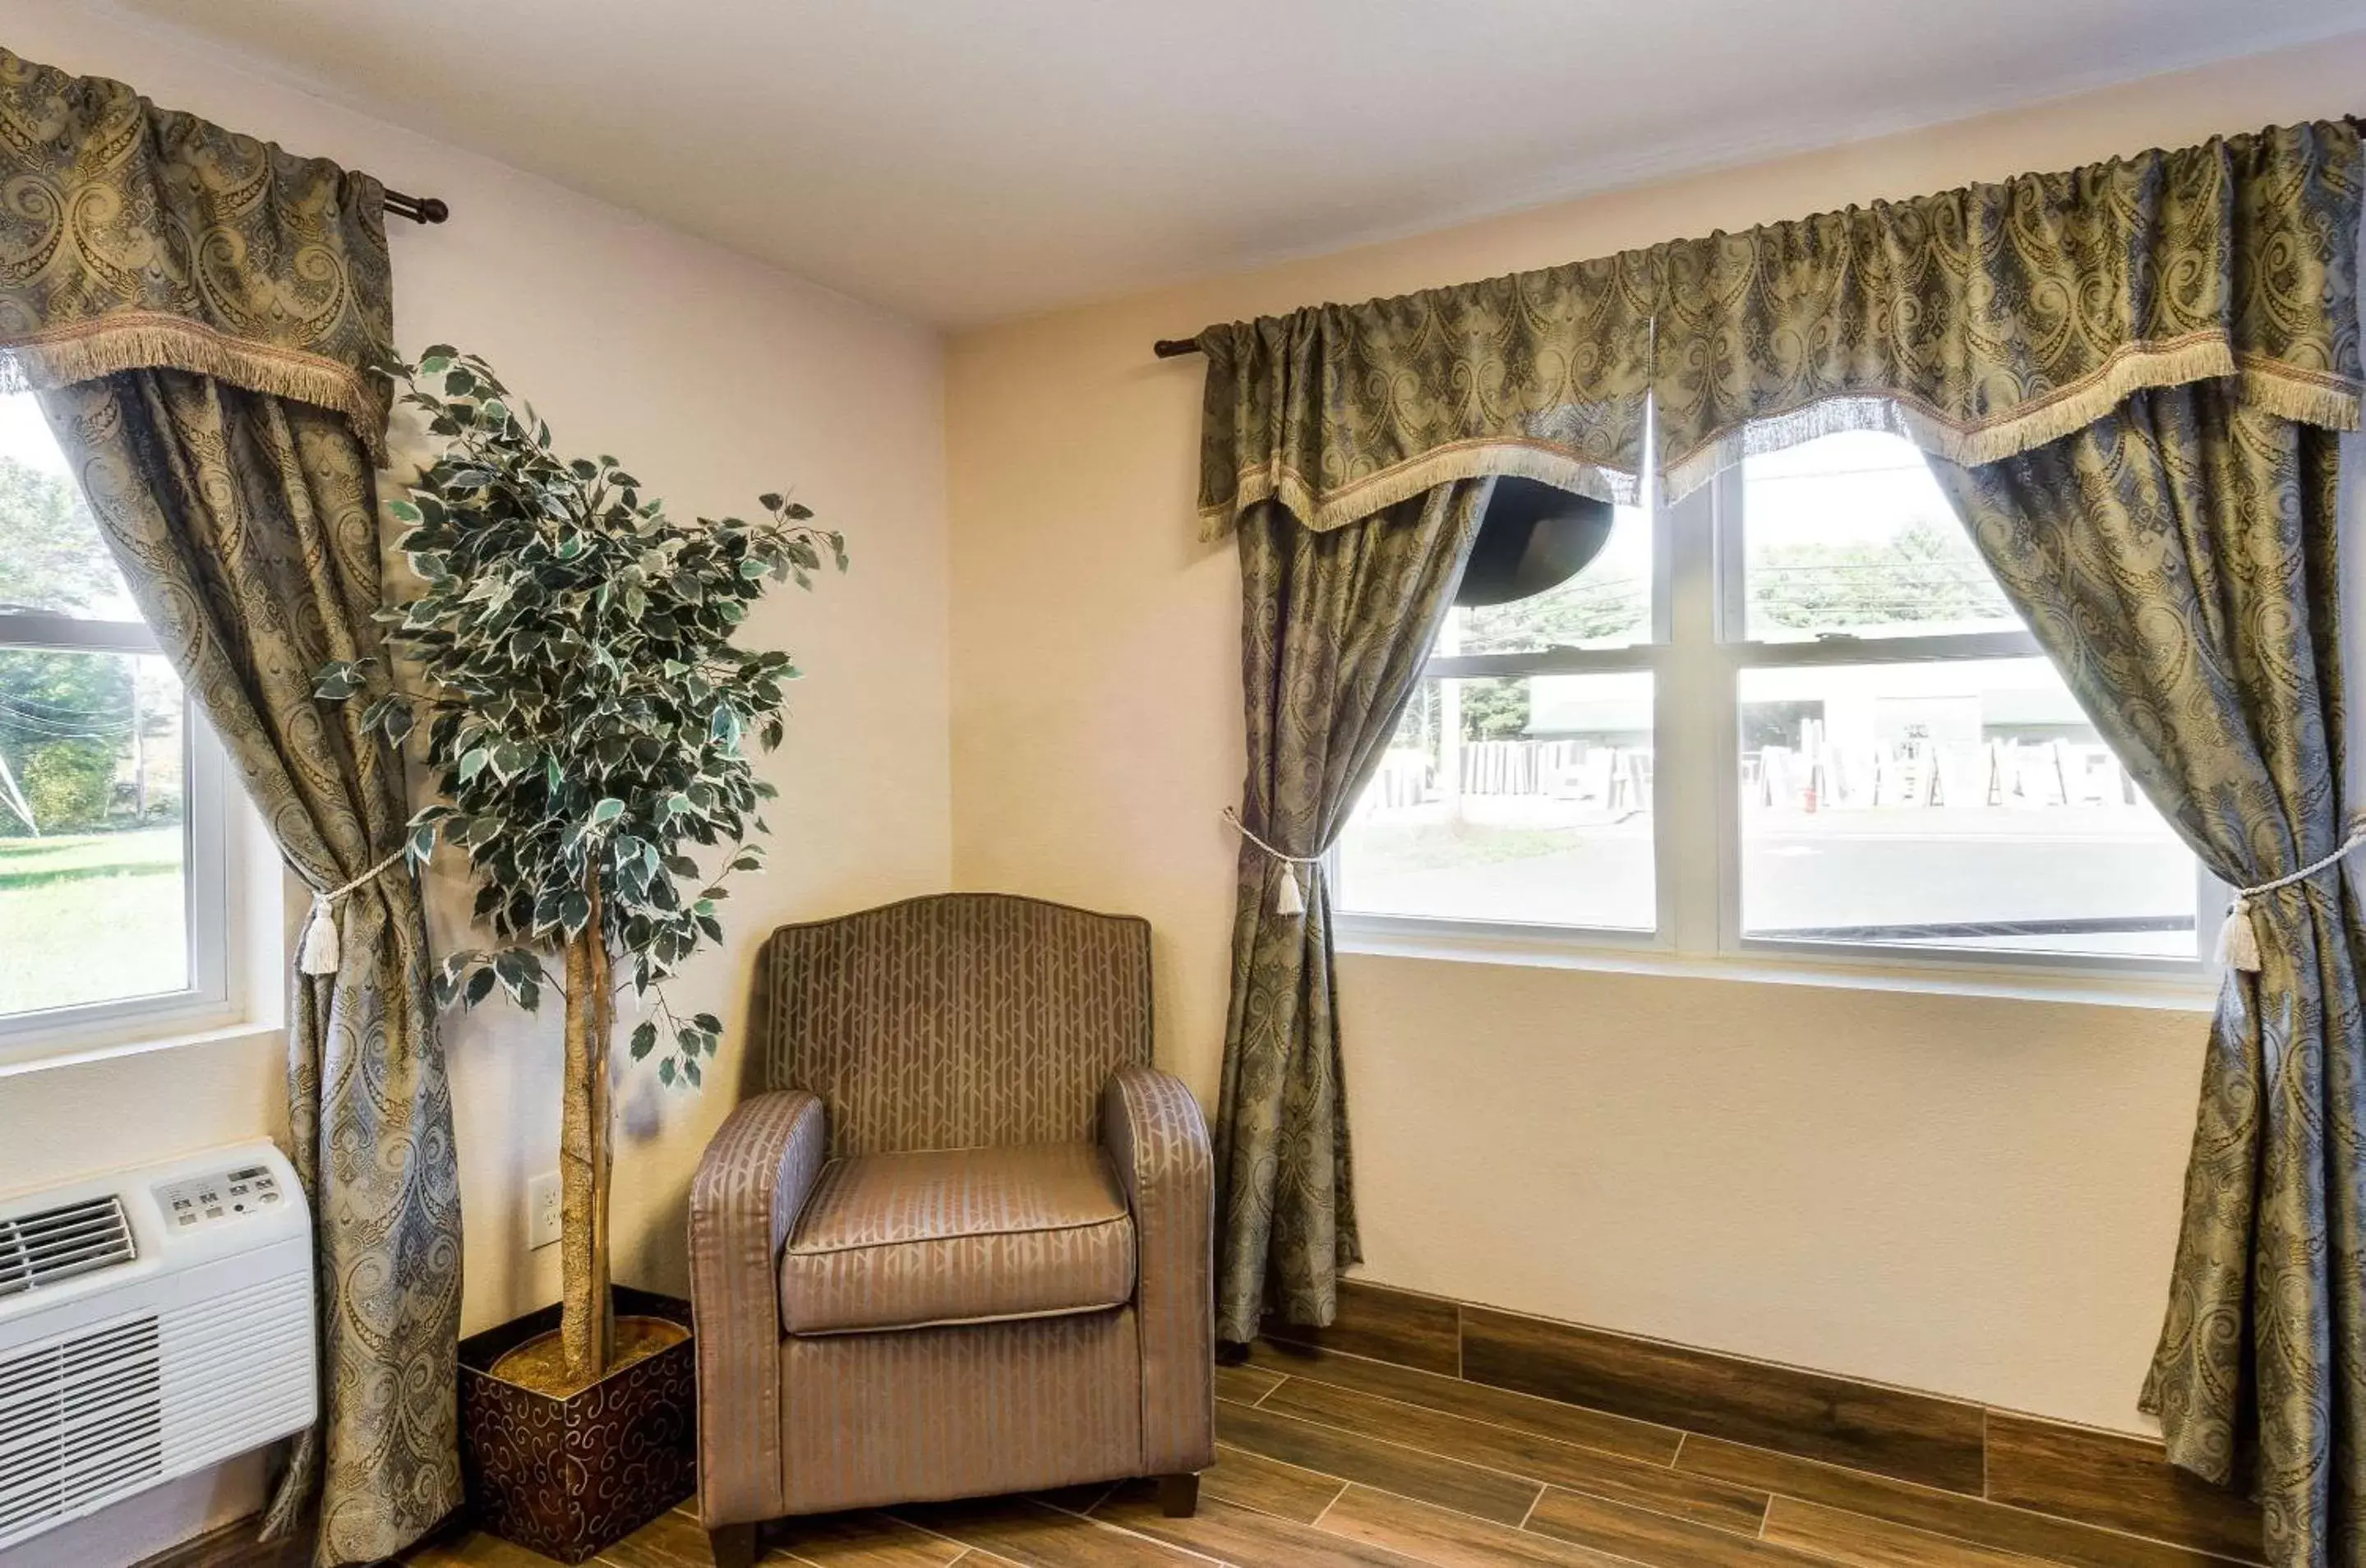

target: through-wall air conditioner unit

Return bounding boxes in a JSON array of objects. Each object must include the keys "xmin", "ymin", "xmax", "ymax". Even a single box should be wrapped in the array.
[{"xmin": 0, "ymin": 1141, "xmax": 315, "ymax": 1552}]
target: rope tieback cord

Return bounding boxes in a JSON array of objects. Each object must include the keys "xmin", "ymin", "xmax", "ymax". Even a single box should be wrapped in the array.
[
  {"xmin": 296, "ymin": 846, "xmax": 411, "ymax": 976},
  {"xmin": 1221, "ymin": 806, "xmax": 1329, "ymax": 916},
  {"xmin": 2216, "ymin": 819, "xmax": 2366, "ymax": 972}
]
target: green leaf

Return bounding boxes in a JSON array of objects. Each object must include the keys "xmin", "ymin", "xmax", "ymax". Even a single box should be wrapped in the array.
[
  {"xmin": 363, "ymin": 349, "xmax": 847, "ymax": 1018},
  {"xmin": 494, "ymin": 949, "xmax": 542, "ymax": 1007},
  {"xmin": 658, "ymin": 1058, "xmax": 677, "ymax": 1086},
  {"xmin": 693, "ymin": 1012, "xmax": 722, "ymax": 1035},
  {"xmin": 630, "ymin": 1020, "xmax": 658, "ymax": 1060}
]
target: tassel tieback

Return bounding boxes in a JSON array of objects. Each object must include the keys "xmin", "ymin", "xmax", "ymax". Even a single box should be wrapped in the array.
[
  {"xmin": 297, "ymin": 846, "xmax": 412, "ymax": 977},
  {"xmin": 2216, "ymin": 821, "xmax": 2366, "ymax": 973},
  {"xmin": 1220, "ymin": 806, "xmax": 1328, "ymax": 918}
]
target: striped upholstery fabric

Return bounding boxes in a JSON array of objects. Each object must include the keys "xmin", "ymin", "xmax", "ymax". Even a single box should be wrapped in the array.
[
  {"xmin": 691, "ymin": 896, "xmax": 1213, "ymax": 1529},
  {"xmin": 777, "ymin": 1308, "xmax": 1143, "ymax": 1514},
  {"xmin": 765, "ymin": 893, "xmax": 1152, "ymax": 1155},
  {"xmin": 781, "ymin": 1142, "xmax": 1135, "ymax": 1334},
  {"xmin": 690, "ymin": 1090, "xmax": 830, "ymax": 1526},
  {"xmin": 1103, "ymin": 1067, "xmax": 1217, "ymax": 1477}
]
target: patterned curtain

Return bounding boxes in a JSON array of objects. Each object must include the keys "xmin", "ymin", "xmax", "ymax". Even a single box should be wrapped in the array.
[
  {"xmin": 1929, "ymin": 387, "xmax": 2362, "ymax": 1566},
  {"xmin": 1192, "ymin": 123, "xmax": 2362, "ymax": 537},
  {"xmin": 1214, "ymin": 479, "xmax": 1489, "ymax": 1340},
  {"xmin": 41, "ymin": 371, "xmax": 459, "ymax": 1566},
  {"xmin": 0, "ymin": 48, "xmax": 396, "ymax": 462},
  {"xmin": 0, "ymin": 46, "xmax": 454, "ymax": 1568},
  {"xmin": 1651, "ymin": 122, "xmax": 2362, "ymax": 498},
  {"xmin": 1193, "ymin": 255, "xmax": 1657, "ymax": 540}
]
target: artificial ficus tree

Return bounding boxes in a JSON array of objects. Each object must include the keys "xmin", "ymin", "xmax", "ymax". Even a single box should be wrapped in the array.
[{"xmin": 319, "ymin": 348, "xmax": 844, "ymax": 1388}]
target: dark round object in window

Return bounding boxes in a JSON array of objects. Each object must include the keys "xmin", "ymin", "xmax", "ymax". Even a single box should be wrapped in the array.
[{"xmin": 1455, "ymin": 477, "xmax": 1615, "ymax": 607}]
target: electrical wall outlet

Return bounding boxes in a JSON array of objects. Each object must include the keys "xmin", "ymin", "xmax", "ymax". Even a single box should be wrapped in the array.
[{"xmin": 528, "ymin": 1170, "xmax": 562, "ymax": 1250}]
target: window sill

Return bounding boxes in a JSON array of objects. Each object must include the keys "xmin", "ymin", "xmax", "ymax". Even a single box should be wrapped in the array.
[
  {"xmin": 1332, "ymin": 915, "xmax": 2222, "ymax": 1013},
  {"xmin": 0, "ymin": 1015, "xmax": 283, "ymax": 1079}
]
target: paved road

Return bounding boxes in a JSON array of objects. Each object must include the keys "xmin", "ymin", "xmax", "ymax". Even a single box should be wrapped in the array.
[{"xmin": 1338, "ymin": 808, "xmax": 2193, "ymax": 955}]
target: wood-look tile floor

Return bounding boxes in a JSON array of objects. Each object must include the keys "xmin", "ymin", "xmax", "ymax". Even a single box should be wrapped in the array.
[{"xmin": 406, "ymin": 1342, "xmax": 2243, "ymax": 1568}]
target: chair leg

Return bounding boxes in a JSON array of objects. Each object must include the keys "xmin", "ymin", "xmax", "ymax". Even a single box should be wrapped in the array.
[
  {"xmin": 708, "ymin": 1521, "xmax": 760, "ymax": 1568},
  {"xmin": 1157, "ymin": 1472, "xmax": 1201, "ymax": 1518}
]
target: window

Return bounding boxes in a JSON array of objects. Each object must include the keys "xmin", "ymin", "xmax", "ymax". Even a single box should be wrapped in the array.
[
  {"xmin": 0, "ymin": 392, "xmax": 236, "ymax": 1050},
  {"xmin": 1335, "ymin": 429, "xmax": 2215, "ymax": 985},
  {"xmin": 1335, "ymin": 505, "xmax": 1660, "ymax": 932}
]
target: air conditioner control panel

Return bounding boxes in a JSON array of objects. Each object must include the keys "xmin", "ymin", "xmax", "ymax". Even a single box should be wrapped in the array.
[{"xmin": 154, "ymin": 1164, "xmax": 287, "ymax": 1233}]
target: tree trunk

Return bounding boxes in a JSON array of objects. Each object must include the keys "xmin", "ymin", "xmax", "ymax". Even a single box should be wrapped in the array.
[{"xmin": 559, "ymin": 871, "xmax": 615, "ymax": 1386}]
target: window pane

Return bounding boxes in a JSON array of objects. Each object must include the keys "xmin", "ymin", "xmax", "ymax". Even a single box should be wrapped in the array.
[
  {"xmin": 0, "ymin": 648, "xmax": 189, "ymax": 1015},
  {"xmin": 1337, "ymin": 671, "xmax": 1653, "ymax": 929},
  {"xmin": 1736, "ymin": 660, "xmax": 2195, "ymax": 957},
  {"xmin": 1448, "ymin": 504, "xmax": 1652, "ymax": 653},
  {"xmin": 1742, "ymin": 431, "xmax": 2018, "ymax": 642},
  {"xmin": 0, "ymin": 392, "xmax": 137, "ymax": 620}
]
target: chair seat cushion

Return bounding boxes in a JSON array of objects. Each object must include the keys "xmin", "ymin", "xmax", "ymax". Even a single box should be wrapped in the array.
[{"xmin": 780, "ymin": 1141, "xmax": 1136, "ymax": 1335}]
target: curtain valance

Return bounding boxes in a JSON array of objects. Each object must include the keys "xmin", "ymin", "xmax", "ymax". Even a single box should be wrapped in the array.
[
  {"xmin": 1192, "ymin": 247, "xmax": 1658, "ymax": 537},
  {"xmin": 1653, "ymin": 120, "xmax": 2361, "ymax": 497},
  {"xmin": 0, "ymin": 48, "xmax": 394, "ymax": 461},
  {"xmin": 1192, "ymin": 120, "xmax": 2362, "ymax": 535}
]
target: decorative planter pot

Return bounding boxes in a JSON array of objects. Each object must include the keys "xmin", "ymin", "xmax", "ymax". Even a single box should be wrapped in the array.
[{"xmin": 458, "ymin": 1285, "xmax": 698, "ymax": 1563}]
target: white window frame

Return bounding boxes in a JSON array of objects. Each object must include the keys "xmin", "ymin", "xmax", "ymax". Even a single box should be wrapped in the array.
[
  {"xmin": 1335, "ymin": 452, "xmax": 2225, "ymax": 1003},
  {"xmin": 0, "ymin": 606, "xmax": 243, "ymax": 1064}
]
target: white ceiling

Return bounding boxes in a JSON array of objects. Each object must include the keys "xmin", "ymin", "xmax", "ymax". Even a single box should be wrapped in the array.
[{"xmin": 90, "ymin": 0, "xmax": 2366, "ymax": 326}]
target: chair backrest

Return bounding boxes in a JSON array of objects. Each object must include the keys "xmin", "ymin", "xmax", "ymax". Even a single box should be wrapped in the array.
[{"xmin": 763, "ymin": 892, "xmax": 1152, "ymax": 1156}]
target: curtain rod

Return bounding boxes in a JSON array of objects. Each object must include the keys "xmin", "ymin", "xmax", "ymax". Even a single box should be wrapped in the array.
[{"xmin": 384, "ymin": 188, "xmax": 450, "ymax": 224}]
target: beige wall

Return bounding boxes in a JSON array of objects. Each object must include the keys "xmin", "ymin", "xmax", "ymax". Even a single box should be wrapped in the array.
[
  {"xmin": 0, "ymin": 7, "xmax": 950, "ymax": 1565},
  {"xmin": 947, "ymin": 35, "xmax": 2366, "ymax": 1437}
]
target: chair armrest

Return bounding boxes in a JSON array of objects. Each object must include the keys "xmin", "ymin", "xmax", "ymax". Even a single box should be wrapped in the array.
[
  {"xmin": 690, "ymin": 1089, "xmax": 828, "ymax": 1527},
  {"xmin": 1100, "ymin": 1065, "xmax": 1215, "ymax": 1475}
]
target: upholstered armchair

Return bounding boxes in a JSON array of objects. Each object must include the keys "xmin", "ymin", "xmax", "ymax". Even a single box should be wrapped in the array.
[{"xmin": 689, "ymin": 893, "xmax": 1215, "ymax": 1566}]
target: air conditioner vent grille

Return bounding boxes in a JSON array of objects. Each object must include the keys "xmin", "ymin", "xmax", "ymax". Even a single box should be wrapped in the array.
[
  {"xmin": 0, "ymin": 1317, "xmax": 163, "ymax": 1542},
  {"xmin": 0, "ymin": 1197, "xmax": 136, "ymax": 1300}
]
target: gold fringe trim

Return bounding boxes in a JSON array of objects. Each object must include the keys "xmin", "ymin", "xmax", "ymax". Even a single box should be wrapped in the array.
[
  {"xmin": 2235, "ymin": 358, "xmax": 2364, "ymax": 431},
  {"xmin": 1657, "ymin": 396, "xmax": 1920, "ymax": 504},
  {"xmin": 0, "ymin": 311, "xmax": 389, "ymax": 465},
  {"xmin": 1201, "ymin": 440, "xmax": 1641, "ymax": 540},
  {"xmin": 1945, "ymin": 338, "xmax": 2248, "ymax": 467},
  {"xmin": 1658, "ymin": 335, "xmax": 2270, "ymax": 498}
]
